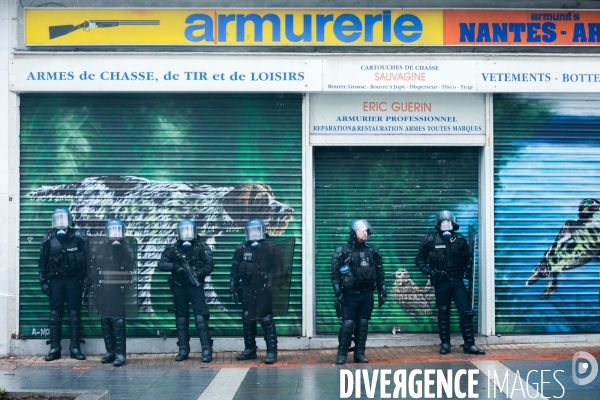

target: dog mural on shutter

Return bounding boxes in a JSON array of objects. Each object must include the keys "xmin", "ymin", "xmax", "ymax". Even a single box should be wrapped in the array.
[{"xmin": 28, "ymin": 175, "xmax": 294, "ymax": 316}]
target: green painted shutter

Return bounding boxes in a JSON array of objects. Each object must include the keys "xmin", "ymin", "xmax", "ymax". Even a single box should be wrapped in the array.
[
  {"xmin": 314, "ymin": 146, "xmax": 479, "ymax": 334},
  {"xmin": 494, "ymin": 93, "xmax": 600, "ymax": 334},
  {"xmin": 20, "ymin": 93, "xmax": 302, "ymax": 338}
]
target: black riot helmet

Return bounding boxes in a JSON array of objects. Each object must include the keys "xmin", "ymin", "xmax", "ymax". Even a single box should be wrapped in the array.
[
  {"xmin": 52, "ymin": 207, "xmax": 72, "ymax": 230},
  {"xmin": 349, "ymin": 219, "xmax": 372, "ymax": 237},
  {"xmin": 435, "ymin": 210, "xmax": 459, "ymax": 231},
  {"xmin": 105, "ymin": 218, "xmax": 126, "ymax": 240},
  {"xmin": 245, "ymin": 218, "xmax": 266, "ymax": 241},
  {"xmin": 177, "ymin": 219, "xmax": 197, "ymax": 242}
]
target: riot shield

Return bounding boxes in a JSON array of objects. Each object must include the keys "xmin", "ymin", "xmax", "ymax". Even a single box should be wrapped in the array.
[
  {"xmin": 86, "ymin": 236, "xmax": 138, "ymax": 319},
  {"xmin": 468, "ymin": 225, "xmax": 476, "ymax": 310},
  {"xmin": 248, "ymin": 238, "xmax": 295, "ymax": 320}
]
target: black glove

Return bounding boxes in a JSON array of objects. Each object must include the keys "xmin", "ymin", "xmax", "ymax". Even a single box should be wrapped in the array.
[
  {"xmin": 332, "ymin": 281, "xmax": 344, "ymax": 304},
  {"xmin": 40, "ymin": 281, "xmax": 50, "ymax": 296},
  {"xmin": 175, "ymin": 263, "xmax": 185, "ymax": 275},
  {"xmin": 230, "ymin": 280, "xmax": 240, "ymax": 304},
  {"xmin": 378, "ymin": 284, "xmax": 387, "ymax": 308},
  {"xmin": 464, "ymin": 267, "xmax": 473, "ymax": 280},
  {"xmin": 378, "ymin": 292, "xmax": 387, "ymax": 308},
  {"xmin": 420, "ymin": 265, "xmax": 434, "ymax": 276}
]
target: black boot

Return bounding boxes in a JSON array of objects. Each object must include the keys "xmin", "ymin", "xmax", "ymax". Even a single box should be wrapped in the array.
[
  {"xmin": 438, "ymin": 305, "xmax": 451, "ymax": 355},
  {"xmin": 460, "ymin": 311, "xmax": 485, "ymax": 355},
  {"xmin": 261, "ymin": 315, "xmax": 277, "ymax": 364},
  {"xmin": 354, "ymin": 319, "xmax": 369, "ymax": 363},
  {"xmin": 45, "ymin": 311, "xmax": 62, "ymax": 362},
  {"xmin": 175, "ymin": 317, "xmax": 190, "ymax": 361},
  {"xmin": 236, "ymin": 311, "xmax": 257, "ymax": 360},
  {"xmin": 195, "ymin": 315, "xmax": 213, "ymax": 363},
  {"xmin": 68, "ymin": 310, "xmax": 86, "ymax": 360},
  {"xmin": 113, "ymin": 318, "xmax": 127, "ymax": 367},
  {"xmin": 100, "ymin": 318, "xmax": 115, "ymax": 364},
  {"xmin": 336, "ymin": 320, "xmax": 354, "ymax": 365}
]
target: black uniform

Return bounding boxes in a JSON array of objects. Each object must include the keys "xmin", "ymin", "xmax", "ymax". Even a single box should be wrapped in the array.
[
  {"xmin": 158, "ymin": 237, "xmax": 214, "ymax": 362},
  {"xmin": 331, "ymin": 238, "xmax": 386, "ymax": 364},
  {"xmin": 415, "ymin": 231, "xmax": 484, "ymax": 355},
  {"xmin": 91, "ymin": 240, "xmax": 136, "ymax": 367},
  {"xmin": 230, "ymin": 239, "xmax": 281, "ymax": 364},
  {"xmin": 38, "ymin": 228, "xmax": 88, "ymax": 361}
]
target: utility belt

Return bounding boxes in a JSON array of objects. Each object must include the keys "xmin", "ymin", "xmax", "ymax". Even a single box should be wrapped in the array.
[
  {"xmin": 434, "ymin": 268, "xmax": 464, "ymax": 281},
  {"xmin": 343, "ymin": 285, "xmax": 374, "ymax": 296},
  {"xmin": 47, "ymin": 254, "xmax": 83, "ymax": 277},
  {"xmin": 172, "ymin": 274, "xmax": 203, "ymax": 288}
]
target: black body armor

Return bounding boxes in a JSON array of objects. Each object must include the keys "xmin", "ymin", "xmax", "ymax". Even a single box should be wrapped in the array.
[
  {"xmin": 415, "ymin": 232, "xmax": 470, "ymax": 279},
  {"xmin": 39, "ymin": 229, "xmax": 87, "ymax": 279},
  {"xmin": 158, "ymin": 239, "xmax": 214, "ymax": 287},
  {"xmin": 331, "ymin": 241, "xmax": 384, "ymax": 291}
]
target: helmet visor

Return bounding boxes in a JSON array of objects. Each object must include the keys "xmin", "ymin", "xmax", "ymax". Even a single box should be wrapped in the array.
[
  {"xmin": 52, "ymin": 210, "xmax": 70, "ymax": 230},
  {"xmin": 106, "ymin": 224, "xmax": 125, "ymax": 240},
  {"xmin": 440, "ymin": 220, "xmax": 454, "ymax": 231},
  {"xmin": 177, "ymin": 224, "xmax": 196, "ymax": 241},
  {"xmin": 352, "ymin": 220, "xmax": 371, "ymax": 235},
  {"xmin": 246, "ymin": 225, "xmax": 265, "ymax": 241}
]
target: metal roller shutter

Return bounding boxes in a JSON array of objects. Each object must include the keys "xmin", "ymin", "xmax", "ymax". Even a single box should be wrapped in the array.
[
  {"xmin": 494, "ymin": 93, "xmax": 600, "ymax": 334},
  {"xmin": 314, "ymin": 146, "xmax": 479, "ymax": 334},
  {"xmin": 19, "ymin": 93, "xmax": 302, "ymax": 338}
]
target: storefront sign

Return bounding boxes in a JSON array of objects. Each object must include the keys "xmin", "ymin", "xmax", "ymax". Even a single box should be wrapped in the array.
[
  {"xmin": 321, "ymin": 58, "xmax": 600, "ymax": 93},
  {"xmin": 309, "ymin": 93, "xmax": 485, "ymax": 145},
  {"xmin": 9, "ymin": 57, "xmax": 322, "ymax": 92},
  {"xmin": 25, "ymin": 8, "xmax": 600, "ymax": 46},
  {"xmin": 25, "ymin": 8, "xmax": 443, "ymax": 46},
  {"xmin": 445, "ymin": 10, "xmax": 600, "ymax": 45},
  {"xmin": 9, "ymin": 56, "xmax": 600, "ymax": 93},
  {"xmin": 322, "ymin": 60, "xmax": 477, "ymax": 92}
]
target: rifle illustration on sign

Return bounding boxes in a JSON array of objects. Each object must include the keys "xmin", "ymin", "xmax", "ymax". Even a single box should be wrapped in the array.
[{"xmin": 49, "ymin": 20, "xmax": 160, "ymax": 40}]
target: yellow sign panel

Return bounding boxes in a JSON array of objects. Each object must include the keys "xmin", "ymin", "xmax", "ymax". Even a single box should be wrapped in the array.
[{"xmin": 25, "ymin": 9, "xmax": 444, "ymax": 46}]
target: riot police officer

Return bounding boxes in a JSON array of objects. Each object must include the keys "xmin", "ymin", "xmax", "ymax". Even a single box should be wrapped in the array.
[
  {"xmin": 38, "ymin": 207, "xmax": 88, "ymax": 361},
  {"xmin": 158, "ymin": 220, "xmax": 214, "ymax": 363},
  {"xmin": 88, "ymin": 219, "xmax": 137, "ymax": 367},
  {"xmin": 415, "ymin": 210, "xmax": 485, "ymax": 355},
  {"xmin": 331, "ymin": 219, "xmax": 387, "ymax": 365},
  {"xmin": 230, "ymin": 218, "xmax": 281, "ymax": 365}
]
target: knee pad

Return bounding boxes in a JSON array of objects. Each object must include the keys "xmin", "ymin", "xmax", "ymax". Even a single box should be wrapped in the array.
[
  {"xmin": 113, "ymin": 319, "xmax": 125, "ymax": 330},
  {"xmin": 260, "ymin": 314, "xmax": 274, "ymax": 328},
  {"xmin": 460, "ymin": 310, "xmax": 474, "ymax": 324},
  {"xmin": 341, "ymin": 320, "xmax": 355, "ymax": 330},
  {"xmin": 68, "ymin": 310, "xmax": 80, "ymax": 320},
  {"xmin": 438, "ymin": 305, "xmax": 450, "ymax": 317},
  {"xmin": 49, "ymin": 310, "xmax": 61, "ymax": 322},
  {"xmin": 176, "ymin": 316, "xmax": 188, "ymax": 328}
]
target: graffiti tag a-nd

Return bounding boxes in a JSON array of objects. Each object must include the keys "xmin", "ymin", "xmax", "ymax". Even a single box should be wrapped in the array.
[{"xmin": 30, "ymin": 328, "xmax": 50, "ymax": 337}]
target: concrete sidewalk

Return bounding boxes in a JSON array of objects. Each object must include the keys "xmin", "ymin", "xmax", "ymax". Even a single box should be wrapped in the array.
[{"xmin": 3, "ymin": 341, "xmax": 600, "ymax": 369}]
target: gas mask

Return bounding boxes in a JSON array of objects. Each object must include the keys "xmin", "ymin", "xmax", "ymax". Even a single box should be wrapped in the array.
[
  {"xmin": 440, "ymin": 220, "xmax": 454, "ymax": 240},
  {"xmin": 56, "ymin": 229, "xmax": 67, "ymax": 238},
  {"xmin": 181, "ymin": 241, "xmax": 192, "ymax": 249}
]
